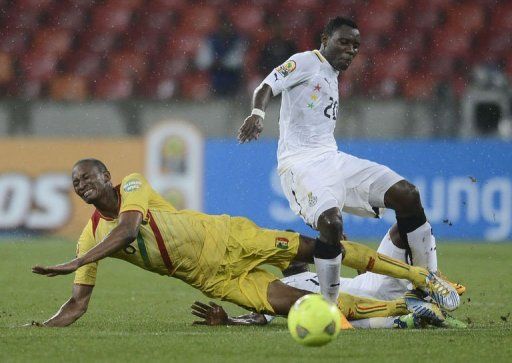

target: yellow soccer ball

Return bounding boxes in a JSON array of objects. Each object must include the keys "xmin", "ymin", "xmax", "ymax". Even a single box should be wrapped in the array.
[{"xmin": 287, "ymin": 294, "xmax": 342, "ymax": 347}]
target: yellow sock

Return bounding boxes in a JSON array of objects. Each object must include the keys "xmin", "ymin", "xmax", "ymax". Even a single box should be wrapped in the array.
[
  {"xmin": 337, "ymin": 292, "xmax": 408, "ymax": 320},
  {"xmin": 341, "ymin": 241, "xmax": 429, "ymax": 288}
]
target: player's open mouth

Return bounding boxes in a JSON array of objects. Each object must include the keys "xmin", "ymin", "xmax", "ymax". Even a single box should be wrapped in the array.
[{"xmin": 83, "ymin": 189, "xmax": 94, "ymax": 198}]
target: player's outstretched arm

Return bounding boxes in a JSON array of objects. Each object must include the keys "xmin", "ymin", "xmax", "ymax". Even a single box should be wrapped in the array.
[
  {"xmin": 27, "ymin": 284, "xmax": 94, "ymax": 327},
  {"xmin": 191, "ymin": 301, "xmax": 268, "ymax": 326},
  {"xmin": 32, "ymin": 211, "xmax": 142, "ymax": 277},
  {"xmin": 238, "ymin": 83, "xmax": 272, "ymax": 143}
]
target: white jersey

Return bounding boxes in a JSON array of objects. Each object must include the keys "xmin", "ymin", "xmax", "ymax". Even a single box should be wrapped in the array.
[{"xmin": 261, "ymin": 50, "xmax": 340, "ymax": 173}]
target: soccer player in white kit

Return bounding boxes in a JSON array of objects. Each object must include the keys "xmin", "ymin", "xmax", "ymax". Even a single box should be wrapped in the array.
[{"xmin": 238, "ymin": 17, "xmax": 460, "ymax": 307}]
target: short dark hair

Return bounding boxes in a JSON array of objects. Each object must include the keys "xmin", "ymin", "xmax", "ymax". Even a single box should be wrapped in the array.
[
  {"xmin": 323, "ymin": 16, "xmax": 358, "ymax": 37},
  {"xmin": 74, "ymin": 158, "xmax": 108, "ymax": 173}
]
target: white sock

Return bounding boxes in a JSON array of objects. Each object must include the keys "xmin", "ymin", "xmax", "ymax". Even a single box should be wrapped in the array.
[
  {"xmin": 350, "ymin": 317, "xmax": 398, "ymax": 329},
  {"xmin": 314, "ymin": 254, "xmax": 342, "ymax": 303},
  {"xmin": 377, "ymin": 230, "xmax": 407, "ymax": 263},
  {"xmin": 406, "ymin": 221, "xmax": 438, "ymax": 272}
]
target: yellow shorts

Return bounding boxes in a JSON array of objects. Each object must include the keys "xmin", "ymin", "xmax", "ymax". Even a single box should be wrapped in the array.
[{"xmin": 205, "ymin": 216, "xmax": 300, "ymax": 314}]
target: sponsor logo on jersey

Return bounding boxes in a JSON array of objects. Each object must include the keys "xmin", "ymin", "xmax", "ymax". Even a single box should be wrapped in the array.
[
  {"xmin": 275, "ymin": 60, "xmax": 296, "ymax": 77},
  {"xmin": 307, "ymin": 192, "xmax": 317, "ymax": 207},
  {"xmin": 123, "ymin": 179, "xmax": 142, "ymax": 192},
  {"xmin": 275, "ymin": 237, "xmax": 289, "ymax": 249}
]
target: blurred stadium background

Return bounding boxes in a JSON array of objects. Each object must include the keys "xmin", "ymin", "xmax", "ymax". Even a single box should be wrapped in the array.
[{"xmin": 0, "ymin": 0, "xmax": 511, "ymax": 242}]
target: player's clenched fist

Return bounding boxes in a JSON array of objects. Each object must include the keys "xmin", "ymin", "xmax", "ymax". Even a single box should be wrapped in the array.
[{"xmin": 238, "ymin": 115, "xmax": 263, "ymax": 143}]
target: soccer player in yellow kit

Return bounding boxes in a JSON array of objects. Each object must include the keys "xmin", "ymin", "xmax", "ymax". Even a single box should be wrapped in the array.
[{"xmin": 31, "ymin": 159, "xmax": 457, "ymax": 327}]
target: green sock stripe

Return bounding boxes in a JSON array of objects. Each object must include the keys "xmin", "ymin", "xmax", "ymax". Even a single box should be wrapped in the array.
[{"xmin": 137, "ymin": 232, "xmax": 151, "ymax": 268}]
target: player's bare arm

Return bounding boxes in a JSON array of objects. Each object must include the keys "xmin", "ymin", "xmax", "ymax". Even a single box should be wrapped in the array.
[
  {"xmin": 27, "ymin": 284, "xmax": 94, "ymax": 327},
  {"xmin": 32, "ymin": 211, "xmax": 142, "ymax": 276},
  {"xmin": 238, "ymin": 83, "xmax": 272, "ymax": 143},
  {"xmin": 191, "ymin": 301, "xmax": 267, "ymax": 326}
]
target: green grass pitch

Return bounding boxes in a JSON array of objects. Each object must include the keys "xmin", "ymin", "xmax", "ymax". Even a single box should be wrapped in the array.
[{"xmin": 1, "ymin": 239, "xmax": 511, "ymax": 362}]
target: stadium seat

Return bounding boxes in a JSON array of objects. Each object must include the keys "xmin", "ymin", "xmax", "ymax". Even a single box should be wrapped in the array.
[
  {"xmin": 164, "ymin": 30, "xmax": 203, "ymax": 58},
  {"xmin": 137, "ymin": 7, "xmax": 175, "ymax": 33},
  {"xmin": 121, "ymin": 27, "xmax": 162, "ymax": 56},
  {"xmin": 103, "ymin": 0, "xmax": 143, "ymax": 10},
  {"xmin": 79, "ymin": 30, "xmax": 118, "ymax": 53},
  {"xmin": 2, "ymin": 7, "xmax": 40, "ymax": 31},
  {"xmin": 178, "ymin": 5, "xmax": 219, "ymax": 36},
  {"xmin": 179, "ymin": 71, "xmax": 210, "ymax": 101},
  {"xmin": 0, "ymin": 52, "xmax": 13, "ymax": 84},
  {"xmin": 46, "ymin": 3, "xmax": 87, "ymax": 30},
  {"xmin": 229, "ymin": 5, "xmax": 265, "ymax": 36},
  {"xmin": 370, "ymin": 51, "xmax": 412, "ymax": 82},
  {"xmin": 151, "ymin": 55, "xmax": 188, "ymax": 79},
  {"xmin": 406, "ymin": 0, "xmax": 443, "ymax": 30},
  {"xmin": 15, "ymin": 0, "xmax": 53, "ymax": 9},
  {"xmin": 32, "ymin": 27, "xmax": 73, "ymax": 57},
  {"xmin": 20, "ymin": 50, "xmax": 58, "ymax": 81},
  {"xmin": 356, "ymin": 2, "xmax": 398, "ymax": 36},
  {"xmin": 149, "ymin": 0, "xmax": 188, "ymax": 11},
  {"xmin": 138, "ymin": 74, "xmax": 177, "ymax": 100},
  {"xmin": 390, "ymin": 31, "xmax": 426, "ymax": 55},
  {"xmin": 64, "ymin": 50, "xmax": 103, "ymax": 77},
  {"xmin": 490, "ymin": 2, "xmax": 512, "ymax": 32},
  {"xmin": 0, "ymin": 29, "xmax": 28, "ymax": 56},
  {"xmin": 358, "ymin": 33, "xmax": 384, "ymax": 57},
  {"xmin": 449, "ymin": 74, "xmax": 468, "ymax": 98},
  {"xmin": 108, "ymin": 51, "xmax": 147, "ymax": 78},
  {"xmin": 472, "ymin": 30, "xmax": 510, "ymax": 64},
  {"xmin": 445, "ymin": 2, "xmax": 485, "ymax": 33},
  {"xmin": 90, "ymin": 4, "xmax": 133, "ymax": 33},
  {"xmin": 403, "ymin": 73, "xmax": 438, "ymax": 100},
  {"xmin": 504, "ymin": 54, "xmax": 512, "ymax": 78},
  {"xmin": 430, "ymin": 26, "xmax": 473, "ymax": 58},
  {"xmin": 93, "ymin": 71, "xmax": 133, "ymax": 100},
  {"xmin": 49, "ymin": 74, "xmax": 88, "ymax": 101},
  {"xmin": 425, "ymin": 56, "xmax": 456, "ymax": 78}
]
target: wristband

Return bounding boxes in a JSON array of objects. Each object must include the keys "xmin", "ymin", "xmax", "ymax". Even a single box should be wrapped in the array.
[{"xmin": 251, "ymin": 108, "xmax": 265, "ymax": 119}]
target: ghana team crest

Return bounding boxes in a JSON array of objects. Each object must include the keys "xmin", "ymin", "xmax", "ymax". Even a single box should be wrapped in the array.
[
  {"xmin": 275, "ymin": 60, "xmax": 296, "ymax": 77},
  {"xmin": 307, "ymin": 192, "xmax": 317, "ymax": 207}
]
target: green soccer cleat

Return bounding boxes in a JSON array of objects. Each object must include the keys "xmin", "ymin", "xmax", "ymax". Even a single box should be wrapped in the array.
[
  {"xmin": 404, "ymin": 290, "xmax": 446, "ymax": 325},
  {"xmin": 393, "ymin": 313, "xmax": 422, "ymax": 329},
  {"xmin": 439, "ymin": 315, "xmax": 468, "ymax": 329},
  {"xmin": 422, "ymin": 272, "xmax": 460, "ymax": 312}
]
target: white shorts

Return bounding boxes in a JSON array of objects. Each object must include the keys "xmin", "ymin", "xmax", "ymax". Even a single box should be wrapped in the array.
[{"xmin": 279, "ymin": 151, "xmax": 403, "ymax": 228}]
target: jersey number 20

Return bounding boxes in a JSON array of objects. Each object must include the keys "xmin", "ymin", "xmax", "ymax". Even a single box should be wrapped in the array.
[{"xmin": 324, "ymin": 97, "xmax": 338, "ymax": 120}]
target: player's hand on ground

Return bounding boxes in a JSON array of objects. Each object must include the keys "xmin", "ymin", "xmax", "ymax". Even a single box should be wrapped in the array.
[
  {"xmin": 191, "ymin": 301, "xmax": 229, "ymax": 325},
  {"xmin": 238, "ymin": 115, "xmax": 263, "ymax": 143},
  {"xmin": 32, "ymin": 259, "xmax": 80, "ymax": 277}
]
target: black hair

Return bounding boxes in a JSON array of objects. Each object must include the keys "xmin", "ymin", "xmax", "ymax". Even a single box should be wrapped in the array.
[
  {"xmin": 323, "ymin": 16, "xmax": 358, "ymax": 37},
  {"xmin": 74, "ymin": 158, "xmax": 108, "ymax": 173}
]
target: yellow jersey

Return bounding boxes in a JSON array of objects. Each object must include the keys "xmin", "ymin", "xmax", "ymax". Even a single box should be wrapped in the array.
[{"xmin": 74, "ymin": 173, "xmax": 231, "ymax": 292}]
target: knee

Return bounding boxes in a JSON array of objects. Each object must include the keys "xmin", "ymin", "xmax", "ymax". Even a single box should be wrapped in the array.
[
  {"xmin": 387, "ymin": 180, "xmax": 422, "ymax": 213},
  {"xmin": 317, "ymin": 210, "xmax": 343, "ymax": 245}
]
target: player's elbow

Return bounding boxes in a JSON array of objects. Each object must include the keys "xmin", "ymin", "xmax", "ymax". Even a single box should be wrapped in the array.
[{"xmin": 120, "ymin": 227, "xmax": 139, "ymax": 246}]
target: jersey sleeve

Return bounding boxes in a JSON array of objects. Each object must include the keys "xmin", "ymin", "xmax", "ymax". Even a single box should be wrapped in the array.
[
  {"xmin": 119, "ymin": 173, "xmax": 152, "ymax": 220},
  {"xmin": 74, "ymin": 219, "xmax": 99, "ymax": 286},
  {"xmin": 261, "ymin": 52, "xmax": 314, "ymax": 96}
]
